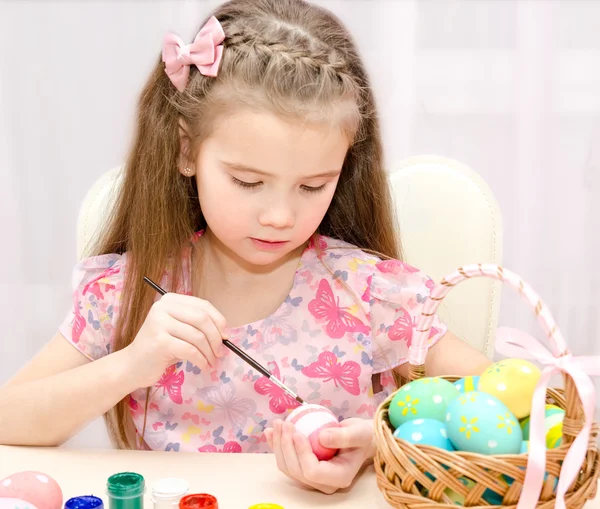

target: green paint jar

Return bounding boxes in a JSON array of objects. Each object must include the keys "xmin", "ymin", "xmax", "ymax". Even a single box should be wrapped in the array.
[{"xmin": 106, "ymin": 472, "xmax": 145, "ymax": 509}]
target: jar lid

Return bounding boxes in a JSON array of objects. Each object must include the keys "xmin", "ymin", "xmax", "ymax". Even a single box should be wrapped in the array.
[
  {"xmin": 152, "ymin": 478, "xmax": 190, "ymax": 500},
  {"xmin": 64, "ymin": 496, "xmax": 104, "ymax": 509},
  {"xmin": 248, "ymin": 505, "xmax": 285, "ymax": 509},
  {"xmin": 106, "ymin": 472, "xmax": 145, "ymax": 498},
  {"xmin": 179, "ymin": 493, "xmax": 218, "ymax": 509}
]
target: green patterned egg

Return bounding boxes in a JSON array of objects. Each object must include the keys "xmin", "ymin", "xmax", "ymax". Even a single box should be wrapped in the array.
[
  {"xmin": 520, "ymin": 404, "xmax": 564, "ymax": 448},
  {"xmin": 388, "ymin": 377, "xmax": 460, "ymax": 429},
  {"xmin": 446, "ymin": 391, "xmax": 522, "ymax": 455}
]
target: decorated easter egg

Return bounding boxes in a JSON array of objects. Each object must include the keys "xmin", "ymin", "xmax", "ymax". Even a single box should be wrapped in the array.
[
  {"xmin": 446, "ymin": 391, "xmax": 522, "ymax": 455},
  {"xmin": 520, "ymin": 440, "xmax": 530, "ymax": 453},
  {"xmin": 482, "ymin": 477, "xmax": 510, "ymax": 505},
  {"xmin": 478, "ymin": 359, "xmax": 541, "ymax": 419},
  {"xmin": 0, "ymin": 471, "xmax": 63, "ymax": 509},
  {"xmin": 393, "ymin": 418, "xmax": 454, "ymax": 451},
  {"xmin": 453, "ymin": 376, "xmax": 479, "ymax": 393},
  {"xmin": 520, "ymin": 404, "xmax": 564, "ymax": 448},
  {"xmin": 389, "ymin": 377, "xmax": 459, "ymax": 429},
  {"xmin": 286, "ymin": 404, "xmax": 341, "ymax": 461},
  {"xmin": 443, "ymin": 476, "xmax": 508, "ymax": 506},
  {"xmin": 443, "ymin": 477, "xmax": 475, "ymax": 505}
]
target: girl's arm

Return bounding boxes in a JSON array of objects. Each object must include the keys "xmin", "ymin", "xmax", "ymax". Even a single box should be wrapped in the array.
[
  {"xmin": 395, "ymin": 331, "xmax": 492, "ymax": 380},
  {"xmin": 1, "ymin": 292, "xmax": 229, "ymax": 447},
  {"xmin": 0, "ymin": 332, "xmax": 138, "ymax": 447}
]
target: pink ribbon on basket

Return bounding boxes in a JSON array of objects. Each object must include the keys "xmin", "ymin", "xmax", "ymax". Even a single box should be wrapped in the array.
[{"xmin": 495, "ymin": 327, "xmax": 600, "ymax": 509}]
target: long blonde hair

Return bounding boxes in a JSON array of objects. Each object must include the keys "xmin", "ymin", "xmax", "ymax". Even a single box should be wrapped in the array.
[{"xmin": 92, "ymin": 0, "xmax": 402, "ymax": 449}]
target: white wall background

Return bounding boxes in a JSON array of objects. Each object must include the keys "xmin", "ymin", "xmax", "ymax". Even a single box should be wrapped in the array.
[{"xmin": 1, "ymin": 1, "xmax": 598, "ymax": 420}]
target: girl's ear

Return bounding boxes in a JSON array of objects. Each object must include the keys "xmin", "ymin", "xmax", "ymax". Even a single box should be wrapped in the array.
[{"xmin": 178, "ymin": 118, "xmax": 194, "ymax": 176}]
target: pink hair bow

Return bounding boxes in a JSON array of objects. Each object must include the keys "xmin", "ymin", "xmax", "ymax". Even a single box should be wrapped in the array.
[
  {"xmin": 495, "ymin": 327, "xmax": 600, "ymax": 509},
  {"xmin": 162, "ymin": 16, "xmax": 225, "ymax": 91}
]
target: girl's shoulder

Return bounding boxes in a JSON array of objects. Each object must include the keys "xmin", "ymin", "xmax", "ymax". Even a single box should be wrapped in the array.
[
  {"xmin": 306, "ymin": 235, "xmax": 381, "ymax": 270},
  {"xmin": 305, "ymin": 235, "xmax": 437, "ymax": 304},
  {"xmin": 68, "ymin": 252, "xmax": 131, "ymax": 304},
  {"xmin": 71, "ymin": 252, "xmax": 128, "ymax": 283},
  {"xmin": 307, "ymin": 235, "xmax": 429, "ymax": 277},
  {"xmin": 59, "ymin": 253, "xmax": 129, "ymax": 360}
]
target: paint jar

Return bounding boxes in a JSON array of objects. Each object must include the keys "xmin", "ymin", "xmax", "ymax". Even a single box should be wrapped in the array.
[
  {"xmin": 178, "ymin": 494, "xmax": 218, "ymax": 509},
  {"xmin": 106, "ymin": 472, "xmax": 145, "ymax": 509},
  {"xmin": 151, "ymin": 478, "xmax": 189, "ymax": 509},
  {"xmin": 64, "ymin": 496, "xmax": 104, "ymax": 509}
]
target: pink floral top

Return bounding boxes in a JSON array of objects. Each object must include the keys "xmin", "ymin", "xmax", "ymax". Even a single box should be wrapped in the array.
[{"xmin": 59, "ymin": 234, "xmax": 447, "ymax": 453}]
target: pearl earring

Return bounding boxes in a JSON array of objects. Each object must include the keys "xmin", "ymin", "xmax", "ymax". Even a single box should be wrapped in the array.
[{"xmin": 183, "ymin": 167, "xmax": 194, "ymax": 176}]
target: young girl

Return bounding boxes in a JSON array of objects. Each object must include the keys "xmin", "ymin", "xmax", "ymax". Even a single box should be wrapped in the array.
[{"xmin": 0, "ymin": 0, "xmax": 491, "ymax": 494}]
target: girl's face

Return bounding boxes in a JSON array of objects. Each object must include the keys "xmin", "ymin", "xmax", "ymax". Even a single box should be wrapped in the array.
[{"xmin": 187, "ymin": 110, "xmax": 350, "ymax": 267}]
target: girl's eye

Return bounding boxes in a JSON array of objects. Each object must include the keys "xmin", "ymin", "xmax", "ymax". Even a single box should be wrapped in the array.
[
  {"xmin": 231, "ymin": 176, "xmax": 262, "ymax": 189},
  {"xmin": 230, "ymin": 176, "xmax": 326, "ymax": 194},
  {"xmin": 301, "ymin": 184, "xmax": 326, "ymax": 194}
]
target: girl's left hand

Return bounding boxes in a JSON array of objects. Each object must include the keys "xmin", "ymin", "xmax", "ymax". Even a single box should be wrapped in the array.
[{"xmin": 264, "ymin": 417, "xmax": 375, "ymax": 494}]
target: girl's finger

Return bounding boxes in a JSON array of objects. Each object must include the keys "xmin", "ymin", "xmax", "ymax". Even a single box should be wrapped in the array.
[
  {"xmin": 272, "ymin": 420, "xmax": 289, "ymax": 475},
  {"xmin": 264, "ymin": 428, "xmax": 274, "ymax": 450},
  {"xmin": 293, "ymin": 433, "xmax": 351, "ymax": 493},
  {"xmin": 280, "ymin": 422, "xmax": 305, "ymax": 482},
  {"xmin": 166, "ymin": 318, "xmax": 216, "ymax": 367}
]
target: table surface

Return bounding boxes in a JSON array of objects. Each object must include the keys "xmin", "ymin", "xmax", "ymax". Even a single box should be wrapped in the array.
[{"xmin": 0, "ymin": 446, "xmax": 598, "ymax": 509}]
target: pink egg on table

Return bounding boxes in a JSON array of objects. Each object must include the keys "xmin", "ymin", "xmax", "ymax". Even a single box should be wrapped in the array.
[
  {"xmin": 0, "ymin": 471, "xmax": 63, "ymax": 509},
  {"xmin": 286, "ymin": 404, "xmax": 342, "ymax": 461}
]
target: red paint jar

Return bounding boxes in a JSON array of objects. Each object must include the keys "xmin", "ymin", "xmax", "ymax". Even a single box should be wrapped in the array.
[{"xmin": 179, "ymin": 494, "xmax": 218, "ymax": 509}]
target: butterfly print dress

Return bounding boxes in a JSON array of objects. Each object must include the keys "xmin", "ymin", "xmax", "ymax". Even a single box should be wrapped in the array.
[{"xmin": 59, "ymin": 234, "xmax": 447, "ymax": 452}]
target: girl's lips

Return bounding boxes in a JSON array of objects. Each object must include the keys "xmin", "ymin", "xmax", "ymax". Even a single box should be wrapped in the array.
[{"xmin": 250, "ymin": 238, "xmax": 289, "ymax": 250}]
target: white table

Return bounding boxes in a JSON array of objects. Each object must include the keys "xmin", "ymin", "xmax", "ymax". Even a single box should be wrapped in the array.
[
  {"xmin": 0, "ymin": 446, "xmax": 387, "ymax": 509},
  {"xmin": 0, "ymin": 446, "xmax": 598, "ymax": 509}
]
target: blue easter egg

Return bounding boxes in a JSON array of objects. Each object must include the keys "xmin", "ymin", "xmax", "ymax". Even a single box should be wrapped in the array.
[
  {"xmin": 453, "ymin": 376, "xmax": 479, "ymax": 393},
  {"xmin": 393, "ymin": 418, "xmax": 454, "ymax": 451},
  {"xmin": 446, "ymin": 391, "xmax": 522, "ymax": 455}
]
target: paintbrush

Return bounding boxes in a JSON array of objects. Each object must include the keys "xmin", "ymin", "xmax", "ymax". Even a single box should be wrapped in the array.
[{"xmin": 143, "ymin": 276, "xmax": 306, "ymax": 406}]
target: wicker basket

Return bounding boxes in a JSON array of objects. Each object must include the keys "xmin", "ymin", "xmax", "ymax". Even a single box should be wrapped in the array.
[{"xmin": 374, "ymin": 264, "xmax": 599, "ymax": 509}]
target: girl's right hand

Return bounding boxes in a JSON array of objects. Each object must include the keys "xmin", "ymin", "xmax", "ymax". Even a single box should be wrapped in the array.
[{"xmin": 124, "ymin": 293, "xmax": 228, "ymax": 388}]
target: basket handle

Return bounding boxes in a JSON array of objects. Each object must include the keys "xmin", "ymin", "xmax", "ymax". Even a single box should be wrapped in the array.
[{"xmin": 408, "ymin": 263, "xmax": 567, "ymax": 370}]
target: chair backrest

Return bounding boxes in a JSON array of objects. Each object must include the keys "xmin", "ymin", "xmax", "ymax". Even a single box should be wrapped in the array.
[
  {"xmin": 77, "ymin": 155, "xmax": 503, "ymax": 357},
  {"xmin": 388, "ymin": 155, "xmax": 503, "ymax": 358},
  {"xmin": 76, "ymin": 165, "xmax": 124, "ymax": 260}
]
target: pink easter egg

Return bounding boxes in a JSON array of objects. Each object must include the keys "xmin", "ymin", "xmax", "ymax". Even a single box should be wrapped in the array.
[
  {"xmin": 0, "ymin": 471, "xmax": 63, "ymax": 509},
  {"xmin": 286, "ymin": 404, "xmax": 341, "ymax": 461}
]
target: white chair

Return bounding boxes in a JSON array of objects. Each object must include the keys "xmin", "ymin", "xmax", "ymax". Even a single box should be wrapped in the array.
[
  {"xmin": 389, "ymin": 155, "xmax": 503, "ymax": 358},
  {"xmin": 76, "ymin": 165, "xmax": 125, "ymax": 260},
  {"xmin": 69, "ymin": 155, "xmax": 503, "ymax": 448}
]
